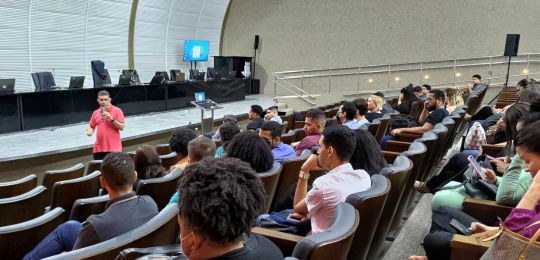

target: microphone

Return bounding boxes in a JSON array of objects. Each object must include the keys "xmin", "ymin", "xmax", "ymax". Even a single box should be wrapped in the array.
[{"xmin": 101, "ymin": 106, "xmax": 106, "ymax": 122}]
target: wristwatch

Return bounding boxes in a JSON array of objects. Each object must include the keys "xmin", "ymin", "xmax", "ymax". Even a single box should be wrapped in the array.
[{"xmin": 298, "ymin": 171, "xmax": 310, "ymax": 180}]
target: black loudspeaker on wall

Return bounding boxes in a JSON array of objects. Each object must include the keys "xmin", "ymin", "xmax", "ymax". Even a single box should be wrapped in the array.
[
  {"xmin": 254, "ymin": 35, "xmax": 260, "ymax": 50},
  {"xmin": 504, "ymin": 34, "xmax": 520, "ymax": 56}
]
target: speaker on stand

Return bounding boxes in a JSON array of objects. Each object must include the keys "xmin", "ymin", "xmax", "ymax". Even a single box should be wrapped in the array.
[
  {"xmin": 250, "ymin": 35, "xmax": 260, "ymax": 94},
  {"xmin": 504, "ymin": 34, "xmax": 520, "ymax": 86}
]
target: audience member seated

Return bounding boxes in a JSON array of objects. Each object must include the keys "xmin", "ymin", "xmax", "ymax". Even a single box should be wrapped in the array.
[
  {"xmin": 177, "ymin": 157, "xmax": 283, "ymax": 259},
  {"xmin": 168, "ymin": 136, "xmax": 216, "ymax": 204},
  {"xmin": 350, "ymin": 129, "xmax": 389, "ymax": 175},
  {"xmin": 215, "ymin": 123, "xmax": 241, "ymax": 158},
  {"xmin": 421, "ymin": 84, "xmax": 432, "ymax": 98},
  {"xmin": 382, "ymin": 89, "xmax": 448, "ymax": 147},
  {"xmin": 338, "ymin": 101, "xmax": 359, "ymax": 129},
  {"xmin": 374, "ymin": 91, "xmax": 396, "ymax": 114},
  {"xmin": 469, "ymin": 77, "xmax": 532, "ymax": 128},
  {"xmin": 289, "ymin": 125, "xmax": 371, "ymax": 234},
  {"xmin": 409, "ymin": 120, "xmax": 540, "ymax": 260},
  {"xmin": 395, "ymin": 85, "xmax": 422, "ymax": 115},
  {"xmin": 259, "ymin": 121, "xmax": 295, "ymax": 163},
  {"xmin": 353, "ymin": 98, "xmax": 370, "ymax": 128},
  {"xmin": 416, "ymin": 109, "xmax": 537, "ymax": 210},
  {"xmin": 211, "ymin": 114, "xmax": 238, "ymax": 141},
  {"xmin": 264, "ymin": 106, "xmax": 283, "ymax": 124},
  {"xmin": 225, "ymin": 131, "xmax": 274, "ymax": 173},
  {"xmin": 414, "ymin": 86, "xmax": 426, "ymax": 101},
  {"xmin": 465, "ymin": 74, "xmax": 487, "ymax": 104},
  {"xmin": 24, "ymin": 153, "xmax": 158, "ymax": 260},
  {"xmin": 133, "ymin": 145, "xmax": 167, "ymax": 189},
  {"xmin": 247, "ymin": 105, "xmax": 265, "ymax": 131},
  {"xmin": 366, "ymin": 95, "xmax": 384, "ymax": 122},
  {"xmin": 168, "ymin": 128, "xmax": 197, "ymax": 171},
  {"xmin": 444, "ymin": 87, "xmax": 464, "ymax": 115},
  {"xmin": 292, "ymin": 109, "xmax": 325, "ymax": 156}
]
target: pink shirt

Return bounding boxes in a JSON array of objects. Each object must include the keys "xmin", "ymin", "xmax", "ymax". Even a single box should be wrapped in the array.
[
  {"xmin": 89, "ymin": 105, "xmax": 124, "ymax": 153},
  {"xmin": 294, "ymin": 134, "xmax": 321, "ymax": 156},
  {"xmin": 305, "ymin": 163, "xmax": 371, "ymax": 233}
]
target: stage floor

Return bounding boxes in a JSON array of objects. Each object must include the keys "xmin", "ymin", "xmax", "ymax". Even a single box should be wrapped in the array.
[{"xmin": 0, "ymin": 94, "xmax": 275, "ymax": 162}]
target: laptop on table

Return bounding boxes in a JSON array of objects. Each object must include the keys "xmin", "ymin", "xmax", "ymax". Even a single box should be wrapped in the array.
[
  {"xmin": 68, "ymin": 76, "xmax": 85, "ymax": 89},
  {"xmin": 0, "ymin": 79, "xmax": 15, "ymax": 95}
]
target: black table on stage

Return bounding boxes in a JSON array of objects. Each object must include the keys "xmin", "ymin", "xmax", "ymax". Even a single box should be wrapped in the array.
[{"xmin": 0, "ymin": 79, "xmax": 253, "ymax": 134}]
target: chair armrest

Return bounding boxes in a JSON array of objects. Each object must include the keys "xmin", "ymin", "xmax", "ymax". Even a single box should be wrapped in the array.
[
  {"xmin": 382, "ymin": 151, "xmax": 401, "ymax": 163},
  {"xmin": 384, "ymin": 141, "xmax": 412, "ymax": 153},
  {"xmin": 450, "ymin": 234, "xmax": 491, "ymax": 260},
  {"xmin": 480, "ymin": 144, "xmax": 504, "ymax": 158},
  {"xmin": 395, "ymin": 133, "xmax": 421, "ymax": 142},
  {"xmin": 462, "ymin": 198, "xmax": 513, "ymax": 225},
  {"xmin": 252, "ymin": 227, "xmax": 303, "ymax": 256}
]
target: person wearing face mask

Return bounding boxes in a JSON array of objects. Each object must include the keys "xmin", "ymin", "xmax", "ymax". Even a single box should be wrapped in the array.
[
  {"xmin": 258, "ymin": 121, "xmax": 295, "ymax": 163},
  {"xmin": 86, "ymin": 90, "xmax": 125, "ymax": 160},
  {"xmin": 177, "ymin": 157, "xmax": 283, "ymax": 260}
]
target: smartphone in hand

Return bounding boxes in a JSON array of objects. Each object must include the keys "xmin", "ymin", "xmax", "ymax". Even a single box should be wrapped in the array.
[
  {"xmin": 450, "ymin": 218, "xmax": 472, "ymax": 235},
  {"xmin": 467, "ymin": 155, "xmax": 487, "ymax": 180}
]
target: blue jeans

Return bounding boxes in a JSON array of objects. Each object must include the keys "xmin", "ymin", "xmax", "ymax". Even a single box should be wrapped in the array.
[
  {"xmin": 23, "ymin": 220, "xmax": 82, "ymax": 260},
  {"xmin": 380, "ymin": 135, "xmax": 396, "ymax": 149}
]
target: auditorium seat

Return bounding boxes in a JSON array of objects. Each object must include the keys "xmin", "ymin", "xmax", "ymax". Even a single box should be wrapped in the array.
[
  {"xmin": 44, "ymin": 204, "xmax": 179, "ymax": 260},
  {"xmin": 375, "ymin": 115, "xmax": 391, "ymax": 143},
  {"xmin": 254, "ymin": 203, "xmax": 359, "ymax": 259},
  {"xmin": 0, "ymin": 207, "xmax": 67, "ymax": 260},
  {"xmin": 294, "ymin": 121, "xmax": 305, "ymax": 129},
  {"xmin": 345, "ymin": 174, "xmax": 391, "ymax": 260},
  {"xmin": 281, "ymin": 121, "xmax": 289, "ymax": 134},
  {"xmin": 294, "ymin": 128, "xmax": 306, "ymax": 142},
  {"xmin": 154, "ymin": 144, "xmax": 172, "ymax": 155},
  {"xmin": 269, "ymin": 150, "xmax": 311, "ymax": 212},
  {"xmin": 135, "ymin": 168, "xmax": 182, "ymax": 210},
  {"xmin": 159, "ymin": 152, "xmax": 180, "ymax": 170},
  {"xmin": 258, "ymin": 162, "xmax": 283, "ymax": 213},
  {"xmin": 409, "ymin": 101, "xmax": 424, "ymax": 120},
  {"xmin": 86, "ymin": 160, "xmax": 102, "ymax": 176},
  {"xmin": 480, "ymin": 144, "xmax": 504, "ymax": 158},
  {"xmin": 387, "ymin": 141, "xmax": 429, "ymax": 237},
  {"xmin": 0, "ymin": 174, "xmax": 38, "ymax": 198},
  {"xmin": 367, "ymin": 118, "xmax": 381, "ymax": 137},
  {"xmin": 368, "ymin": 155, "xmax": 413, "ymax": 259},
  {"xmin": 281, "ymin": 130, "xmax": 296, "ymax": 145},
  {"xmin": 42, "ymin": 163, "xmax": 85, "ymax": 202},
  {"xmin": 50, "ymin": 171, "xmax": 101, "ymax": 216},
  {"xmin": 0, "ymin": 186, "xmax": 47, "ymax": 226},
  {"xmin": 69, "ymin": 195, "xmax": 109, "ymax": 222}
]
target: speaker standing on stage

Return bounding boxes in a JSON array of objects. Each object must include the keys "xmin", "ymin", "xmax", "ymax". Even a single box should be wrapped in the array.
[{"xmin": 86, "ymin": 90, "xmax": 125, "ymax": 160}]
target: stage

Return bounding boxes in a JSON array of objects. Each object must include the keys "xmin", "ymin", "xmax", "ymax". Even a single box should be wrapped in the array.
[{"xmin": 0, "ymin": 94, "xmax": 274, "ymax": 163}]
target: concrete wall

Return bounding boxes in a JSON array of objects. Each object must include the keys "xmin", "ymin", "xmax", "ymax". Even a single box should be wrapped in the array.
[{"xmin": 221, "ymin": 0, "xmax": 540, "ymax": 95}]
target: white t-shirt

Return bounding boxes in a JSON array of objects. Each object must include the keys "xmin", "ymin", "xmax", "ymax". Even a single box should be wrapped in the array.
[{"xmin": 305, "ymin": 163, "xmax": 371, "ymax": 233}]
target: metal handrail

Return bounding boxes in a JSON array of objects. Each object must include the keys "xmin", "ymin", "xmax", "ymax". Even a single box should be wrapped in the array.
[{"xmin": 272, "ymin": 53, "xmax": 540, "ymax": 104}]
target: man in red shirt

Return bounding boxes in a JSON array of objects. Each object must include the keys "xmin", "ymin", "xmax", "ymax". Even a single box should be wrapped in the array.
[{"xmin": 86, "ymin": 90, "xmax": 125, "ymax": 160}]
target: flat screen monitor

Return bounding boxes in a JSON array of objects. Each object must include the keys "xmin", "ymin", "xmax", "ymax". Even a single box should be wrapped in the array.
[
  {"xmin": 68, "ymin": 76, "xmax": 85, "ymax": 89},
  {"xmin": 194, "ymin": 92, "xmax": 206, "ymax": 103},
  {"xmin": 183, "ymin": 40, "xmax": 209, "ymax": 62},
  {"xmin": 0, "ymin": 78, "xmax": 15, "ymax": 94}
]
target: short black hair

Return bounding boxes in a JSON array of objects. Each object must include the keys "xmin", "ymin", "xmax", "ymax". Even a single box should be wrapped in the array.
[
  {"xmin": 353, "ymin": 99, "xmax": 368, "ymax": 116},
  {"xmin": 250, "ymin": 105, "xmax": 263, "ymax": 117},
  {"xmin": 219, "ymin": 123, "xmax": 241, "ymax": 143},
  {"xmin": 422, "ymin": 84, "xmax": 432, "ymax": 91},
  {"xmin": 413, "ymin": 86, "xmax": 423, "ymax": 92},
  {"xmin": 260, "ymin": 121, "xmax": 282, "ymax": 138},
  {"xmin": 340, "ymin": 102, "xmax": 357, "ymax": 121},
  {"xmin": 519, "ymin": 85, "xmax": 540, "ymax": 103},
  {"xmin": 305, "ymin": 109, "xmax": 326, "ymax": 120},
  {"xmin": 169, "ymin": 128, "xmax": 197, "ymax": 156},
  {"xmin": 101, "ymin": 152, "xmax": 136, "ymax": 189},
  {"xmin": 177, "ymin": 157, "xmax": 266, "ymax": 244},
  {"xmin": 321, "ymin": 125, "xmax": 356, "ymax": 161},
  {"xmin": 515, "ymin": 120, "xmax": 540, "ymax": 154},
  {"xmin": 429, "ymin": 89, "xmax": 446, "ymax": 104},
  {"xmin": 97, "ymin": 90, "xmax": 110, "ymax": 97},
  {"xmin": 225, "ymin": 131, "xmax": 274, "ymax": 173},
  {"xmin": 472, "ymin": 74, "xmax": 481, "ymax": 80},
  {"xmin": 222, "ymin": 114, "xmax": 237, "ymax": 125},
  {"xmin": 373, "ymin": 92, "xmax": 385, "ymax": 98}
]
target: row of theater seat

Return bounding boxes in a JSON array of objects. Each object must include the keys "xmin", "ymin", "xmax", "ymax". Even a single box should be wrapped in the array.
[{"xmin": 0, "ymin": 88, "xmax": 488, "ymax": 259}]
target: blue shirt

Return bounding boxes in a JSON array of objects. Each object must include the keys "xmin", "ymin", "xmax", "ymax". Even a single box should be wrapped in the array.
[
  {"xmin": 356, "ymin": 118, "xmax": 370, "ymax": 129},
  {"xmin": 272, "ymin": 142, "xmax": 295, "ymax": 163},
  {"xmin": 342, "ymin": 120, "xmax": 359, "ymax": 129}
]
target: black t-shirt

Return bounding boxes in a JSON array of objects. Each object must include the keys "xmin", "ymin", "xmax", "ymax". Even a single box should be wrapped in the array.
[
  {"xmin": 247, "ymin": 118, "xmax": 264, "ymax": 131},
  {"xmin": 426, "ymin": 108, "xmax": 448, "ymax": 126},
  {"xmin": 365, "ymin": 112, "xmax": 383, "ymax": 122},
  {"xmin": 213, "ymin": 234, "xmax": 283, "ymax": 260}
]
